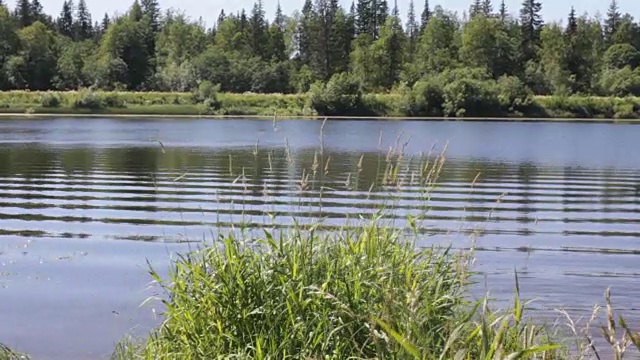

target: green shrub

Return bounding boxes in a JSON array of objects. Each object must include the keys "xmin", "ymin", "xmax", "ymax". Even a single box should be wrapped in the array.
[
  {"xmin": 192, "ymin": 81, "xmax": 221, "ymax": 110},
  {"xmin": 405, "ymin": 78, "xmax": 445, "ymax": 116},
  {"xmin": 599, "ymin": 67, "xmax": 640, "ymax": 97},
  {"xmin": 40, "ymin": 92, "xmax": 61, "ymax": 108},
  {"xmin": 496, "ymin": 76, "xmax": 532, "ymax": 113},
  {"xmin": 613, "ymin": 101, "xmax": 638, "ymax": 119},
  {"xmin": 71, "ymin": 89, "xmax": 104, "ymax": 109},
  {"xmin": 603, "ymin": 44, "xmax": 640, "ymax": 70},
  {"xmin": 309, "ymin": 72, "xmax": 363, "ymax": 116},
  {"xmin": 443, "ymin": 78, "xmax": 500, "ymax": 117},
  {"xmin": 102, "ymin": 93, "xmax": 125, "ymax": 108}
]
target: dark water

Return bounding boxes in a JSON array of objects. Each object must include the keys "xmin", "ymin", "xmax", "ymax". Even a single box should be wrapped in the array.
[{"xmin": 1, "ymin": 118, "xmax": 640, "ymax": 359}]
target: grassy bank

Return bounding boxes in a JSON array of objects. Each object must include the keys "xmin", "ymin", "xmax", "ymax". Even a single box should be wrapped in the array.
[{"xmin": 1, "ymin": 90, "xmax": 640, "ymax": 120}]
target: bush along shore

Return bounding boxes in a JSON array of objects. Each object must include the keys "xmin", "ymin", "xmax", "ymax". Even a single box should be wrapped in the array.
[{"xmin": 1, "ymin": 84, "xmax": 640, "ymax": 120}]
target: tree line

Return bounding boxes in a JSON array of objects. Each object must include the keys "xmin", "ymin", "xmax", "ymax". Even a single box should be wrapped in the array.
[{"xmin": 0, "ymin": 0, "xmax": 639, "ymax": 97}]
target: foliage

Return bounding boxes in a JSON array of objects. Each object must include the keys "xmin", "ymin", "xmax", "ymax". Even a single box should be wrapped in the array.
[
  {"xmin": 496, "ymin": 75, "xmax": 532, "ymax": 112},
  {"xmin": 309, "ymin": 72, "xmax": 363, "ymax": 115},
  {"xmin": 40, "ymin": 92, "xmax": 61, "ymax": 107},
  {"xmin": 69, "ymin": 89, "xmax": 125, "ymax": 109},
  {"xmin": 603, "ymin": 43, "xmax": 640, "ymax": 70},
  {"xmin": 191, "ymin": 80, "xmax": 221, "ymax": 110},
  {"xmin": 599, "ymin": 67, "xmax": 640, "ymax": 97},
  {"xmin": 400, "ymin": 77, "xmax": 444, "ymax": 116},
  {"xmin": 442, "ymin": 77, "xmax": 500, "ymax": 117}
]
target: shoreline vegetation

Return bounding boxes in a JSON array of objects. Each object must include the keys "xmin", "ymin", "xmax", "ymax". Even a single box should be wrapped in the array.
[{"xmin": 1, "ymin": 90, "xmax": 640, "ymax": 121}]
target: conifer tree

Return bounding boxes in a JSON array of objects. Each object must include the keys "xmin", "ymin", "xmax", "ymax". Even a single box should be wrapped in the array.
[
  {"xmin": 566, "ymin": 6, "xmax": 577, "ymax": 36},
  {"xmin": 58, "ymin": 0, "xmax": 74, "ymax": 38},
  {"xmin": 141, "ymin": 0, "xmax": 160, "ymax": 33},
  {"xmin": 470, "ymin": 0, "xmax": 482, "ymax": 18},
  {"xmin": 250, "ymin": 0, "xmax": 268, "ymax": 59},
  {"xmin": 482, "ymin": 0, "xmax": 493, "ymax": 16},
  {"xmin": 15, "ymin": 0, "xmax": 32, "ymax": 27},
  {"xmin": 604, "ymin": 0, "xmax": 620, "ymax": 45},
  {"xmin": 101, "ymin": 13, "xmax": 110, "ymax": 32},
  {"xmin": 420, "ymin": 0, "xmax": 430, "ymax": 33},
  {"xmin": 76, "ymin": 0, "xmax": 92, "ymax": 40},
  {"xmin": 519, "ymin": 0, "xmax": 543, "ymax": 62},
  {"xmin": 498, "ymin": 0, "xmax": 507, "ymax": 22},
  {"xmin": 406, "ymin": 0, "xmax": 419, "ymax": 55}
]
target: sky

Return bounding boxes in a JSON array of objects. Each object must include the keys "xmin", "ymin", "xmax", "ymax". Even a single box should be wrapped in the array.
[{"xmin": 11, "ymin": 0, "xmax": 639, "ymax": 27}]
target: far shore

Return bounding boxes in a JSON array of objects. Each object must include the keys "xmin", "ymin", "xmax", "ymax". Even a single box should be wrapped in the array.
[
  {"xmin": 1, "ymin": 90, "xmax": 640, "ymax": 122},
  {"xmin": 0, "ymin": 112, "xmax": 638, "ymax": 124}
]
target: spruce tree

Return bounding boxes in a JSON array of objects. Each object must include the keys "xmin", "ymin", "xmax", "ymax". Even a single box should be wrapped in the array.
[
  {"xmin": 58, "ymin": 0, "xmax": 74, "ymax": 37},
  {"xmin": 15, "ymin": 0, "xmax": 32, "ymax": 27},
  {"xmin": 406, "ymin": 0, "xmax": 418, "ymax": 55},
  {"xmin": 356, "ymin": 0, "xmax": 373, "ymax": 36},
  {"xmin": 420, "ymin": 0, "xmax": 430, "ymax": 33},
  {"xmin": 101, "ymin": 13, "xmax": 110, "ymax": 32},
  {"xmin": 217, "ymin": 10, "xmax": 226, "ymax": 28},
  {"xmin": 76, "ymin": 0, "xmax": 92, "ymax": 40},
  {"xmin": 565, "ymin": 6, "xmax": 581, "ymax": 90},
  {"xmin": 31, "ymin": 0, "xmax": 43, "ymax": 22},
  {"xmin": 470, "ymin": 0, "xmax": 482, "ymax": 18},
  {"xmin": 250, "ymin": 0, "xmax": 268, "ymax": 59},
  {"xmin": 269, "ymin": 3, "xmax": 287, "ymax": 61},
  {"xmin": 604, "ymin": 0, "xmax": 620, "ymax": 45},
  {"xmin": 130, "ymin": 0, "xmax": 143, "ymax": 22},
  {"xmin": 274, "ymin": 2, "xmax": 285, "ymax": 30},
  {"xmin": 519, "ymin": 0, "xmax": 543, "ymax": 62},
  {"xmin": 498, "ymin": 0, "xmax": 507, "ymax": 22},
  {"xmin": 141, "ymin": 0, "xmax": 160, "ymax": 33},
  {"xmin": 481, "ymin": 0, "xmax": 492, "ymax": 16},
  {"xmin": 332, "ymin": 7, "xmax": 354, "ymax": 74},
  {"xmin": 386, "ymin": 0, "xmax": 404, "ymax": 87},
  {"xmin": 566, "ymin": 6, "xmax": 577, "ymax": 36},
  {"xmin": 375, "ymin": 0, "xmax": 388, "ymax": 38},
  {"xmin": 327, "ymin": 1, "xmax": 348, "ymax": 76},
  {"xmin": 297, "ymin": 0, "xmax": 315, "ymax": 65}
]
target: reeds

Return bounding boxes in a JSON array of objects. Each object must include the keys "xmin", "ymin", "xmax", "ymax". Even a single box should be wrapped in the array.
[{"xmin": 113, "ymin": 217, "xmax": 562, "ymax": 360}]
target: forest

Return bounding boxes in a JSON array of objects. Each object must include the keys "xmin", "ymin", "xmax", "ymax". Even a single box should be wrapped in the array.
[{"xmin": 0, "ymin": 0, "xmax": 639, "ymax": 117}]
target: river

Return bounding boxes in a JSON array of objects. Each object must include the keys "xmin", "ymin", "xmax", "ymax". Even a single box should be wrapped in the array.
[{"xmin": 1, "ymin": 118, "xmax": 639, "ymax": 359}]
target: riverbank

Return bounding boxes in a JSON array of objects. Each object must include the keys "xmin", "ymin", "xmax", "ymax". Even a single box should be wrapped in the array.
[{"xmin": 1, "ymin": 91, "xmax": 640, "ymax": 121}]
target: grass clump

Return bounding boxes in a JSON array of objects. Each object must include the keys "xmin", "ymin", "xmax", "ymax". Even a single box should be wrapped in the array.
[
  {"xmin": 114, "ymin": 217, "xmax": 561, "ymax": 360},
  {"xmin": 39, "ymin": 92, "xmax": 61, "ymax": 108}
]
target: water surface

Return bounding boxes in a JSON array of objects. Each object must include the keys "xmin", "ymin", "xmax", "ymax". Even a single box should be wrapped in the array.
[{"xmin": 1, "ymin": 118, "xmax": 639, "ymax": 358}]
